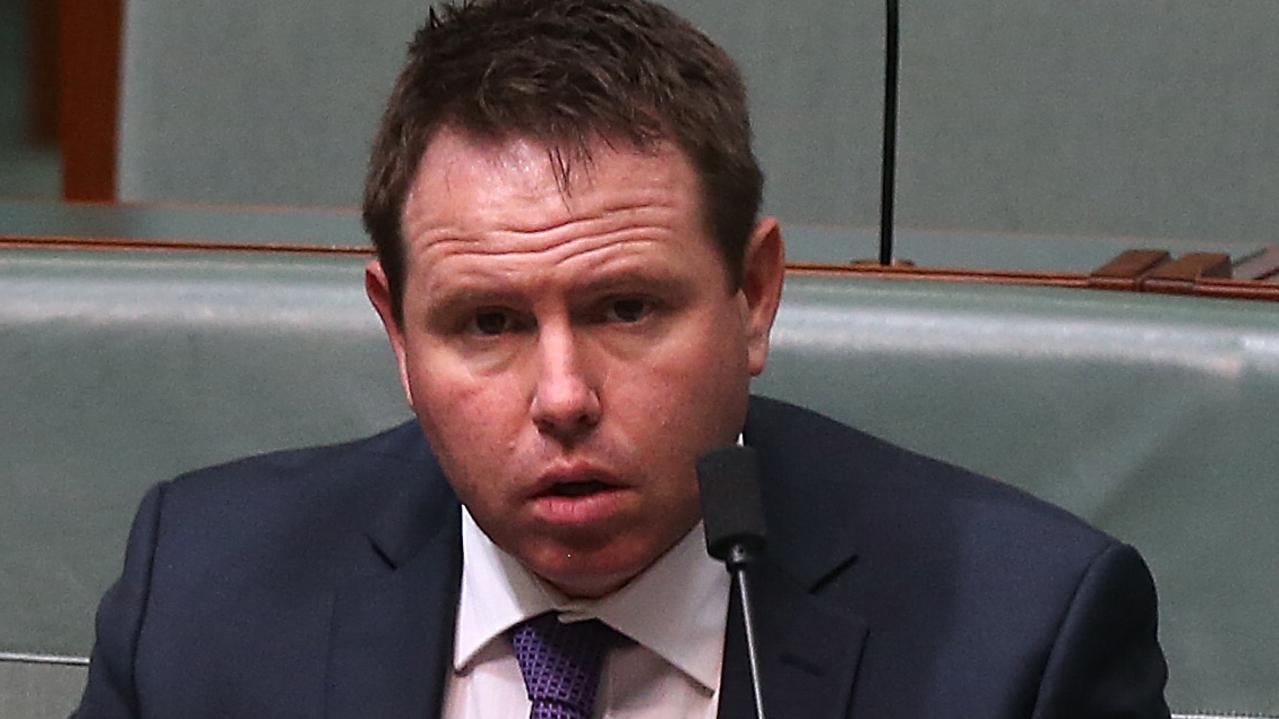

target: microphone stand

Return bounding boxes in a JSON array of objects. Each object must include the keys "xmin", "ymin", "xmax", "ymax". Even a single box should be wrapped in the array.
[
  {"xmin": 879, "ymin": 0, "xmax": 900, "ymax": 266},
  {"xmin": 726, "ymin": 543, "xmax": 767, "ymax": 719},
  {"xmin": 697, "ymin": 446, "xmax": 769, "ymax": 719}
]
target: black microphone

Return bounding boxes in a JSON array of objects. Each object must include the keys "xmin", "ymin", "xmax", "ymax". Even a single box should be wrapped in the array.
[{"xmin": 697, "ymin": 445, "xmax": 768, "ymax": 719}]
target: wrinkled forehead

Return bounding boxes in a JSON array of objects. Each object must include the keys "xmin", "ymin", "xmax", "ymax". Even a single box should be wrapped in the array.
[{"xmin": 401, "ymin": 127, "xmax": 708, "ymax": 235}]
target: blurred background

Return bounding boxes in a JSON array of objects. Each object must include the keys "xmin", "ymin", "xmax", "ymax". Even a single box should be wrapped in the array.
[
  {"xmin": 2, "ymin": 2, "xmax": 1278, "ymax": 717},
  {"xmin": 3, "ymin": 0, "xmax": 1277, "ymax": 264}
]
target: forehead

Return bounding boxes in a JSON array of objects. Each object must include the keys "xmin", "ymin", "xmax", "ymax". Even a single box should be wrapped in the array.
[{"xmin": 400, "ymin": 129, "xmax": 704, "ymax": 237}]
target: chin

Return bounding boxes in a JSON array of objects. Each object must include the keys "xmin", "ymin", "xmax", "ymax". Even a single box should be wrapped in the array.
[{"xmin": 523, "ymin": 541, "xmax": 652, "ymax": 599}]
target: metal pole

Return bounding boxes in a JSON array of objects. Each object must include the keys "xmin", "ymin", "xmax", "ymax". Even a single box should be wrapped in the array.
[
  {"xmin": 730, "ymin": 545, "xmax": 767, "ymax": 719},
  {"xmin": 879, "ymin": 0, "xmax": 900, "ymax": 265}
]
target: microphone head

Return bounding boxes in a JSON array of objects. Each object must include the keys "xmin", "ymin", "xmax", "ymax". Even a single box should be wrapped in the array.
[{"xmin": 696, "ymin": 445, "xmax": 767, "ymax": 561}]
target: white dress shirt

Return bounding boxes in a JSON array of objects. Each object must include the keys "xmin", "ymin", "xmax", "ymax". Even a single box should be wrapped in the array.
[{"xmin": 442, "ymin": 507, "xmax": 730, "ymax": 719}]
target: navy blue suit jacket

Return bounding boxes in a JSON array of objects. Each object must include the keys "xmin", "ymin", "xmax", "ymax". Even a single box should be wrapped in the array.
[{"xmin": 75, "ymin": 396, "xmax": 1169, "ymax": 718}]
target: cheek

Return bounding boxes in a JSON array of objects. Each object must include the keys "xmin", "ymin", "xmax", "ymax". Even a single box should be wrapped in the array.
[
  {"xmin": 411, "ymin": 388, "xmax": 525, "ymax": 524},
  {"xmin": 405, "ymin": 361, "xmax": 521, "ymax": 477},
  {"xmin": 611, "ymin": 322, "xmax": 750, "ymax": 453},
  {"xmin": 664, "ymin": 309, "xmax": 751, "ymax": 395}
]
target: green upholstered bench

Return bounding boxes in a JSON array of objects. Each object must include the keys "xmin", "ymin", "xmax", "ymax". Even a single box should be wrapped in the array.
[
  {"xmin": 2, "ymin": 246, "xmax": 1276, "ymax": 718},
  {"xmin": 1, "ymin": 248, "xmax": 405, "ymax": 718}
]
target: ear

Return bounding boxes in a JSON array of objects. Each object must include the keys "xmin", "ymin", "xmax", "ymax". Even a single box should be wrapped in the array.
[
  {"xmin": 740, "ymin": 216, "xmax": 785, "ymax": 376},
  {"xmin": 365, "ymin": 258, "xmax": 414, "ymax": 406}
]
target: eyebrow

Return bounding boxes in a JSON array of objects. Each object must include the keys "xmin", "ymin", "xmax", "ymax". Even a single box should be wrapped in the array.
[
  {"xmin": 421, "ymin": 264, "xmax": 697, "ymax": 318},
  {"xmin": 574, "ymin": 267, "xmax": 693, "ymax": 300},
  {"xmin": 422, "ymin": 285, "xmax": 523, "ymax": 324}
]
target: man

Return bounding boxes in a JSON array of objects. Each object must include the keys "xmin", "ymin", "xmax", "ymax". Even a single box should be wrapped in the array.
[{"xmin": 75, "ymin": 1, "xmax": 1170, "ymax": 717}]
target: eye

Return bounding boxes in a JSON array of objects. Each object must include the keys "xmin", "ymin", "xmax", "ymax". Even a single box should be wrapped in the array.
[
  {"xmin": 603, "ymin": 297, "xmax": 654, "ymax": 324},
  {"xmin": 469, "ymin": 309, "xmax": 518, "ymax": 336}
]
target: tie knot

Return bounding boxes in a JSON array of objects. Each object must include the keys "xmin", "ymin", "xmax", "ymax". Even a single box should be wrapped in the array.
[{"xmin": 508, "ymin": 613, "xmax": 617, "ymax": 719}]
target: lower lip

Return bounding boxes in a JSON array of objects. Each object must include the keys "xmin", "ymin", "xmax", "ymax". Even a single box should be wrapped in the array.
[{"xmin": 529, "ymin": 488, "xmax": 629, "ymax": 527}]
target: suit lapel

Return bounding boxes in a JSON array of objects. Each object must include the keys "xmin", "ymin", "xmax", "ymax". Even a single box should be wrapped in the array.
[
  {"xmin": 715, "ymin": 397, "xmax": 872, "ymax": 719},
  {"xmin": 717, "ymin": 560, "xmax": 868, "ymax": 719},
  {"xmin": 325, "ymin": 454, "xmax": 463, "ymax": 719}
]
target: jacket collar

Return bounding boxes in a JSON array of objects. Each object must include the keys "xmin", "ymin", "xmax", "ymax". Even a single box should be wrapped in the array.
[
  {"xmin": 325, "ymin": 435, "xmax": 461, "ymax": 719},
  {"xmin": 323, "ymin": 397, "xmax": 871, "ymax": 719}
]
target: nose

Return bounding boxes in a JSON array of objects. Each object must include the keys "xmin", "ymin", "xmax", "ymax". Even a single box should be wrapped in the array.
[{"xmin": 530, "ymin": 325, "xmax": 601, "ymax": 443}]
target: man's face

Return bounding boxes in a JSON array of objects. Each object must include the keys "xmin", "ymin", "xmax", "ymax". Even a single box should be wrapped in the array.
[{"xmin": 367, "ymin": 129, "xmax": 783, "ymax": 598}]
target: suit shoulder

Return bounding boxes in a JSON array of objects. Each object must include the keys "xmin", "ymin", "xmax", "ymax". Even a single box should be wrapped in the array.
[
  {"xmin": 151, "ymin": 421, "xmax": 436, "ymax": 540},
  {"xmin": 168, "ymin": 421, "xmax": 427, "ymax": 495},
  {"xmin": 746, "ymin": 398, "xmax": 1168, "ymax": 714},
  {"xmin": 747, "ymin": 395, "xmax": 1117, "ymax": 557}
]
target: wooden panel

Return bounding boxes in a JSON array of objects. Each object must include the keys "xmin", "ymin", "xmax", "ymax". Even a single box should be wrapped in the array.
[
  {"xmin": 1142, "ymin": 252, "xmax": 1233, "ymax": 294},
  {"xmin": 1087, "ymin": 249, "xmax": 1171, "ymax": 291},
  {"xmin": 58, "ymin": 0, "xmax": 123, "ymax": 201}
]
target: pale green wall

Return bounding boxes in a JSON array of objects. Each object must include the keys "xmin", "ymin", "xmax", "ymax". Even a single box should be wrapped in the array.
[{"xmin": 115, "ymin": 1, "xmax": 1279, "ymax": 259}]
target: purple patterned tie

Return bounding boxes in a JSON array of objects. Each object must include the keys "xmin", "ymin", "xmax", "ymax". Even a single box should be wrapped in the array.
[{"xmin": 508, "ymin": 613, "xmax": 615, "ymax": 719}]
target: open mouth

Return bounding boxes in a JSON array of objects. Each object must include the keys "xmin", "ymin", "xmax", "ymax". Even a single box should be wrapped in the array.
[
  {"xmin": 530, "ymin": 475, "xmax": 627, "ymax": 526},
  {"xmin": 546, "ymin": 480, "xmax": 612, "ymax": 497}
]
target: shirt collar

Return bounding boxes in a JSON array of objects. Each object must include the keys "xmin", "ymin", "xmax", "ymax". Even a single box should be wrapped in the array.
[{"xmin": 454, "ymin": 507, "xmax": 730, "ymax": 692}]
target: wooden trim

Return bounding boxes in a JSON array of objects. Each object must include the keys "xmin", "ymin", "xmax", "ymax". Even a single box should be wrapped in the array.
[
  {"xmin": 59, "ymin": 0, "xmax": 124, "ymax": 201},
  {"xmin": 16, "ymin": 196, "xmax": 362, "ymax": 215},
  {"xmin": 0, "ymin": 234, "xmax": 371, "ymax": 256},
  {"xmin": 1190, "ymin": 278, "xmax": 1279, "ymax": 302},
  {"xmin": 5, "ymin": 235, "xmax": 1277, "ymax": 302},
  {"xmin": 788, "ymin": 260, "xmax": 1279, "ymax": 302},
  {"xmin": 787, "ymin": 261, "xmax": 1090, "ymax": 288}
]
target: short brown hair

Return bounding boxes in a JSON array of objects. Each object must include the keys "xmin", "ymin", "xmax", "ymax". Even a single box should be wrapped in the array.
[{"xmin": 362, "ymin": 0, "xmax": 763, "ymax": 323}]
